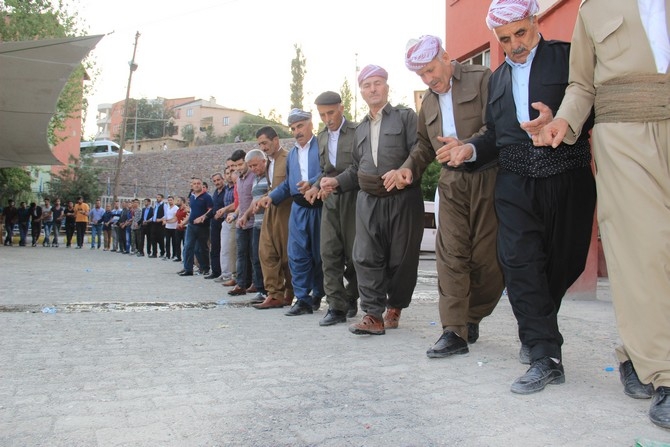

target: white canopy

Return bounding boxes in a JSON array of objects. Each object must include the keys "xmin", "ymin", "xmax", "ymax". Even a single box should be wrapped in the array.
[{"xmin": 0, "ymin": 35, "xmax": 103, "ymax": 167}]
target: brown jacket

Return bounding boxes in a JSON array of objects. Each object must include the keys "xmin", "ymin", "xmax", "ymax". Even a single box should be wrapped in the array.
[{"xmin": 402, "ymin": 61, "xmax": 492, "ymax": 177}]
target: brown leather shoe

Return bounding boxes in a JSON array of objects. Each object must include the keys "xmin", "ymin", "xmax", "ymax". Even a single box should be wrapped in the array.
[
  {"xmin": 247, "ymin": 284, "xmax": 257, "ymax": 294},
  {"xmin": 349, "ymin": 314, "xmax": 385, "ymax": 335},
  {"xmin": 384, "ymin": 308, "xmax": 401, "ymax": 329},
  {"xmin": 253, "ymin": 295, "xmax": 284, "ymax": 309},
  {"xmin": 284, "ymin": 290, "xmax": 294, "ymax": 306},
  {"xmin": 222, "ymin": 279, "xmax": 237, "ymax": 287},
  {"xmin": 227, "ymin": 286, "xmax": 246, "ymax": 296}
]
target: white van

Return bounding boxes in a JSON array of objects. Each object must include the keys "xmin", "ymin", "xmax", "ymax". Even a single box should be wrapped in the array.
[{"xmin": 80, "ymin": 140, "xmax": 132, "ymax": 158}]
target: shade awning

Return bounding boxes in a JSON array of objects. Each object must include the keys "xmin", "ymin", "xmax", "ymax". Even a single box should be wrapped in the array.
[{"xmin": 0, "ymin": 35, "xmax": 104, "ymax": 167}]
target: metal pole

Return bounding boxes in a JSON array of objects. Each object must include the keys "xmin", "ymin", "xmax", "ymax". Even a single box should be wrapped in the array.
[{"xmin": 112, "ymin": 31, "xmax": 140, "ymax": 203}]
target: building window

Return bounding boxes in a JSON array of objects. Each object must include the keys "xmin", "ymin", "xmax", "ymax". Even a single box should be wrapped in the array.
[
  {"xmin": 223, "ymin": 116, "xmax": 230, "ymax": 126},
  {"xmin": 174, "ymin": 110, "xmax": 180, "ymax": 119},
  {"xmin": 186, "ymin": 108, "xmax": 193, "ymax": 117},
  {"xmin": 463, "ymin": 49, "xmax": 491, "ymax": 67}
]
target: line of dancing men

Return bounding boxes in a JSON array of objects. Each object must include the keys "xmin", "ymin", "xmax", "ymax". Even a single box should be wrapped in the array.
[{"xmin": 174, "ymin": 0, "xmax": 669, "ymax": 428}]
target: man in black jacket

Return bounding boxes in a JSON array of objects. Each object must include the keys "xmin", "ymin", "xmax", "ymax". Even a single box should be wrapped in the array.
[{"xmin": 448, "ymin": 0, "xmax": 596, "ymax": 394}]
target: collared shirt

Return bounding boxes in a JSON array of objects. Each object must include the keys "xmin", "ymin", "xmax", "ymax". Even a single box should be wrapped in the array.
[
  {"xmin": 89, "ymin": 206, "xmax": 105, "ymax": 224},
  {"xmin": 268, "ymin": 157, "xmax": 275, "ymax": 188},
  {"xmin": 327, "ymin": 119, "xmax": 345, "ymax": 166},
  {"xmin": 638, "ymin": 0, "xmax": 670, "ymax": 72},
  {"xmin": 435, "ymin": 78, "xmax": 457, "ymax": 138},
  {"xmin": 505, "ymin": 40, "xmax": 539, "ymax": 130},
  {"xmin": 152, "ymin": 201, "xmax": 164, "ymax": 222},
  {"xmin": 236, "ymin": 169, "xmax": 255, "ymax": 229},
  {"xmin": 369, "ymin": 105, "xmax": 386, "ymax": 166},
  {"xmin": 296, "ymin": 136, "xmax": 314, "ymax": 182},
  {"xmin": 142, "ymin": 206, "xmax": 151, "ymax": 222}
]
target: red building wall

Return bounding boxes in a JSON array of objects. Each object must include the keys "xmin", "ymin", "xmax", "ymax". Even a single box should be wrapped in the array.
[{"xmin": 444, "ymin": 0, "xmax": 602, "ymax": 296}]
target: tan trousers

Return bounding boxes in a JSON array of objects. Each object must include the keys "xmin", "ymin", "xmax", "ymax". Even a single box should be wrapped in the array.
[
  {"xmin": 437, "ymin": 168, "xmax": 505, "ymax": 341},
  {"xmin": 593, "ymin": 121, "xmax": 670, "ymax": 388},
  {"xmin": 259, "ymin": 199, "xmax": 293, "ymax": 299}
]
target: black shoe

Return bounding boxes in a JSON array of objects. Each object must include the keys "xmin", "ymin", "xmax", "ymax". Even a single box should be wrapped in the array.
[
  {"xmin": 312, "ymin": 296, "xmax": 322, "ymax": 311},
  {"xmin": 173, "ymin": 258, "xmax": 181, "ymax": 262},
  {"xmin": 467, "ymin": 322, "xmax": 479, "ymax": 344},
  {"xmin": 204, "ymin": 273, "xmax": 219, "ymax": 280},
  {"xmin": 347, "ymin": 298, "xmax": 358, "ymax": 318},
  {"xmin": 511, "ymin": 357, "xmax": 565, "ymax": 395},
  {"xmin": 178, "ymin": 270, "xmax": 193, "ymax": 276},
  {"xmin": 319, "ymin": 309, "xmax": 347, "ymax": 326},
  {"xmin": 148, "ymin": 255, "xmax": 157, "ymax": 258},
  {"xmin": 519, "ymin": 344, "xmax": 531, "ymax": 365},
  {"xmin": 137, "ymin": 253, "xmax": 144, "ymax": 257},
  {"xmin": 620, "ymin": 360, "xmax": 653, "ymax": 399},
  {"xmin": 426, "ymin": 330, "xmax": 469, "ymax": 358},
  {"xmin": 649, "ymin": 386, "xmax": 670, "ymax": 429},
  {"xmin": 285, "ymin": 300, "xmax": 313, "ymax": 316}
]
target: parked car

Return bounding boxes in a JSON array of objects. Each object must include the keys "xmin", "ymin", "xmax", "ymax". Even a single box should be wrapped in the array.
[
  {"xmin": 421, "ymin": 200, "xmax": 437, "ymax": 252},
  {"xmin": 80, "ymin": 140, "xmax": 132, "ymax": 158}
]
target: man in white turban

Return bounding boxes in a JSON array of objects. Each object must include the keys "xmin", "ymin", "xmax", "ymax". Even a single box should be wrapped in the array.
[
  {"xmin": 445, "ymin": 0, "xmax": 597, "ymax": 395},
  {"xmin": 392, "ymin": 35, "xmax": 504, "ymax": 359}
]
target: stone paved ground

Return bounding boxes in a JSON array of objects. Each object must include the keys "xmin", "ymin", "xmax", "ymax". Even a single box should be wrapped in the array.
[{"xmin": 1, "ymin": 245, "xmax": 669, "ymax": 446}]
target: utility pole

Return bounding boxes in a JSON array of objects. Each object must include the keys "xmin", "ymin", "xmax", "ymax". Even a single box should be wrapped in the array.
[
  {"xmin": 112, "ymin": 31, "xmax": 140, "ymax": 202},
  {"xmin": 354, "ymin": 53, "xmax": 359, "ymax": 122}
]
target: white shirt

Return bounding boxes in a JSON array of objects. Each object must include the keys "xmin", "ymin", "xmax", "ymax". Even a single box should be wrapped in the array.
[
  {"xmin": 638, "ymin": 0, "xmax": 670, "ymax": 73},
  {"xmin": 164, "ymin": 204, "xmax": 179, "ymax": 229},
  {"xmin": 436, "ymin": 80, "xmax": 457, "ymax": 138},
  {"xmin": 297, "ymin": 136, "xmax": 314, "ymax": 182},
  {"xmin": 327, "ymin": 119, "xmax": 345, "ymax": 167},
  {"xmin": 505, "ymin": 41, "xmax": 539, "ymax": 130}
]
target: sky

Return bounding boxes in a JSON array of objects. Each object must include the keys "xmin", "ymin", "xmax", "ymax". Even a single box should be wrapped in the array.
[{"xmin": 76, "ymin": 0, "xmax": 446, "ymax": 139}]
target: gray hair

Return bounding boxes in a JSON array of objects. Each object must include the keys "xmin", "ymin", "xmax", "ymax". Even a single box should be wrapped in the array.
[{"xmin": 245, "ymin": 149, "xmax": 266, "ymax": 162}]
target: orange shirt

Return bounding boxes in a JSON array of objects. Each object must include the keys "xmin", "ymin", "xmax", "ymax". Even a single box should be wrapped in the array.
[{"xmin": 74, "ymin": 202, "xmax": 90, "ymax": 223}]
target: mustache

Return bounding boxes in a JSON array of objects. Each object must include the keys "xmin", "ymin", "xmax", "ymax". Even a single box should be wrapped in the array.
[{"xmin": 511, "ymin": 46, "xmax": 527, "ymax": 55}]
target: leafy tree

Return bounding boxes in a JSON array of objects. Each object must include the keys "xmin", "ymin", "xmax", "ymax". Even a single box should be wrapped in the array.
[
  {"xmin": 181, "ymin": 125, "xmax": 195, "ymax": 144},
  {"xmin": 340, "ymin": 79, "xmax": 354, "ymax": 122},
  {"xmin": 225, "ymin": 116, "xmax": 292, "ymax": 143},
  {"xmin": 420, "ymin": 160, "xmax": 441, "ymax": 201},
  {"xmin": 290, "ymin": 44, "xmax": 306, "ymax": 110},
  {"xmin": 0, "ymin": 0, "xmax": 95, "ymax": 145},
  {"xmin": 47, "ymin": 156, "xmax": 102, "ymax": 203},
  {"xmin": 125, "ymin": 98, "xmax": 175, "ymax": 141},
  {"xmin": 0, "ymin": 168, "xmax": 33, "ymax": 201}
]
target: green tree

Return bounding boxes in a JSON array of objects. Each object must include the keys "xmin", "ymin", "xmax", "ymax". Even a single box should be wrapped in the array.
[
  {"xmin": 225, "ymin": 116, "xmax": 292, "ymax": 143},
  {"xmin": 125, "ymin": 98, "xmax": 174, "ymax": 141},
  {"xmin": 47, "ymin": 156, "xmax": 102, "ymax": 202},
  {"xmin": 0, "ymin": 168, "xmax": 32, "ymax": 201},
  {"xmin": 181, "ymin": 125, "xmax": 195, "ymax": 144},
  {"xmin": 290, "ymin": 44, "xmax": 306, "ymax": 110},
  {"xmin": 340, "ymin": 79, "xmax": 354, "ymax": 122},
  {"xmin": 0, "ymin": 0, "xmax": 95, "ymax": 145},
  {"xmin": 420, "ymin": 160, "xmax": 441, "ymax": 201}
]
